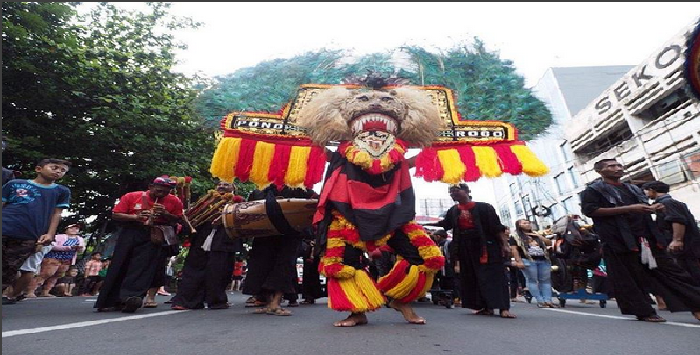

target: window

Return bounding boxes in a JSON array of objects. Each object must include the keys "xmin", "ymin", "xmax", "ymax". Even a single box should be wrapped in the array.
[
  {"xmin": 500, "ymin": 206, "xmax": 512, "ymax": 228},
  {"xmin": 550, "ymin": 203, "xmax": 564, "ymax": 220},
  {"xmin": 509, "ymin": 183, "xmax": 517, "ymax": 196},
  {"xmin": 564, "ymin": 197, "xmax": 578, "ymax": 215},
  {"xmin": 560, "ymin": 142, "xmax": 573, "ymax": 163},
  {"xmin": 562, "ymin": 197, "xmax": 572, "ymax": 214},
  {"xmin": 514, "ymin": 201, "xmax": 523, "ymax": 216},
  {"xmin": 636, "ymin": 89, "xmax": 690, "ymax": 123},
  {"xmin": 567, "ymin": 166, "xmax": 580, "ymax": 188},
  {"xmin": 554, "ymin": 173, "xmax": 567, "ymax": 195},
  {"xmin": 656, "ymin": 160, "xmax": 687, "ymax": 185}
]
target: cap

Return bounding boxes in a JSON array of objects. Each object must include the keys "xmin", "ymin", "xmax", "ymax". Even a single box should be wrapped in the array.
[{"xmin": 151, "ymin": 176, "xmax": 176, "ymax": 188}]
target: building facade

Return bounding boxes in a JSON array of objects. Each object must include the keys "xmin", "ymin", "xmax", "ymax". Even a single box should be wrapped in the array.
[
  {"xmin": 566, "ymin": 18, "xmax": 700, "ymax": 218},
  {"xmin": 492, "ymin": 65, "xmax": 634, "ymax": 229}
]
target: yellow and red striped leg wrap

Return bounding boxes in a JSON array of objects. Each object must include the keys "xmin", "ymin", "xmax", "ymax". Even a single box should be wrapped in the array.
[
  {"xmin": 377, "ymin": 222, "xmax": 445, "ymax": 303},
  {"xmin": 319, "ymin": 211, "xmax": 387, "ymax": 312}
]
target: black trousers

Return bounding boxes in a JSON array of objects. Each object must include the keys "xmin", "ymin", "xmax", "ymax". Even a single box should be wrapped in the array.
[
  {"xmin": 457, "ymin": 237, "xmax": 510, "ymax": 311},
  {"xmin": 675, "ymin": 256, "xmax": 700, "ymax": 286},
  {"xmin": 302, "ymin": 256, "xmax": 323, "ymax": 300},
  {"xmin": 604, "ymin": 246, "xmax": 700, "ymax": 317},
  {"xmin": 170, "ymin": 245, "xmax": 235, "ymax": 309},
  {"xmin": 242, "ymin": 235, "xmax": 300, "ymax": 296},
  {"xmin": 94, "ymin": 226, "xmax": 164, "ymax": 309}
]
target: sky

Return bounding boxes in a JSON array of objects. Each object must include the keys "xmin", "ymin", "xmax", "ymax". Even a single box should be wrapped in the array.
[{"xmin": 79, "ymin": 2, "xmax": 700, "ymax": 209}]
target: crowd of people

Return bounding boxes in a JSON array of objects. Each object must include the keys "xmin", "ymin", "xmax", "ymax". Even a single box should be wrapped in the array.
[{"xmin": 3, "ymin": 156, "xmax": 700, "ymax": 325}]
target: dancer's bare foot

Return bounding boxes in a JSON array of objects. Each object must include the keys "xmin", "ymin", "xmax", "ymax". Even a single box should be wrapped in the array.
[
  {"xmin": 692, "ymin": 311, "xmax": 700, "ymax": 322},
  {"xmin": 333, "ymin": 313, "xmax": 368, "ymax": 327},
  {"xmin": 389, "ymin": 300, "xmax": 426, "ymax": 324}
]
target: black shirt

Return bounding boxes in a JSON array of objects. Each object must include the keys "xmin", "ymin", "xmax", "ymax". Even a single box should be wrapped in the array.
[
  {"xmin": 612, "ymin": 184, "xmax": 649, "ymax": 238},
  {"xmin": 655, "ymin": 195, "xmax": 700, "ymax": 258},
  {"xmin": 580, "ymin": 182, "xmax": 660, "ymax": 253}
]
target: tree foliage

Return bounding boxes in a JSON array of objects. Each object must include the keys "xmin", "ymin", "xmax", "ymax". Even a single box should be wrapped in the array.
[
  {"xmin": 2, "ymin": 2, "xmax": 215, "ymax": 229},
  {"xmin": 194, "ymin": 41, "xmax": 552, "ymax": 140}
]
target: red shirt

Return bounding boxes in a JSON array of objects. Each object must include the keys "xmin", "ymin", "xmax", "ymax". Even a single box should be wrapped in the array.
[
  {"xmin": 113, "ymin": 191, "xmax": 183, "ymax": 224},
  {"xmin": 233, "ymin": 261, "xmax": 245, "ymax": 277},
  {"xmin": 457, "ymin": 202, "xmax": 477, "ymax": 229}
]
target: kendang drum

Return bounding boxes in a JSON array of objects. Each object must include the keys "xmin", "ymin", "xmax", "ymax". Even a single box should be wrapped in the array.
[{"xmin": 222, "ymin": 198, "xmax": 318, "ymax": 239}]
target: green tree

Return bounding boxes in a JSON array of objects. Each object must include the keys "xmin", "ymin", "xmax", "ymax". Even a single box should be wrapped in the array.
[
  {"xmin": 194, "ymin": 43, "xmax": 552, "ymax": 140},
  {"xmin": 2, "ymin": 2, "xmax": 215, "ymax": 229}
]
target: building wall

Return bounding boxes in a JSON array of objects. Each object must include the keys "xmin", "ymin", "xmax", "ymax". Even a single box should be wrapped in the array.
[
  {"xmin": 493, "ymin": 66, "xmax": 633, "ymax": 229},
  {"xmin": 566, "ymin": 18, "xmax": 700, "ymax": 218}
]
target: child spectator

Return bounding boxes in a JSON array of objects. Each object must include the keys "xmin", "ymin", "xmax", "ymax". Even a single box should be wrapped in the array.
[
  {"xmin": 55, "ymin": 267, "xmax": 79, "ymax": 296},
  {"xmin": 2, "ymin": 158, "xmax": 71, "ymax": 304},
  {"xmin": 29, "ymin": 223, "xmax": 86, "ymax": 297},
  {"xmin": 80, "ymin": 252, "xmax": 104, "ymax": 296},
  {"xmin": 93, "ymin": 258, "xmax": 111, "ymax": 296}
]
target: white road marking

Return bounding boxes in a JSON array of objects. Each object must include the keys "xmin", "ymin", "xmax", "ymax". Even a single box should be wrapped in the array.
[
  {"xmin": 2, "ymin": 310, "xmax": 188, "ymax": 338},
  {"xmin": 544, "ymin": 308, "xmax": 700, "ymax": 328}
]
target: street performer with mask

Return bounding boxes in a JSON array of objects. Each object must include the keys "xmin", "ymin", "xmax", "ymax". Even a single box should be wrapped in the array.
[
  {"xmin": 95, "ymin": 176, "xmax": 183, "ymax": 313},
  {"xmin": 296, "ymin": 80, "xmax": 446, "ymax": 327}
]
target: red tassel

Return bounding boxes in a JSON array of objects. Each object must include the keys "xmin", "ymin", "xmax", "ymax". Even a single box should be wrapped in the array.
[
  {"xmin": 327, "ymin": 278, "xmax": 356, "ymax": 311},
  {"xmin": 414, "ymin": 147, "xmax": 444, "ymax": 182},
  {"xmin": 304, "ymin": 146, "xmax": 326, "ymax": 188},
  {"xmin": 377, "ymin": 259, "xmax": 411, "ymax": 292},
  {"xmin": 423, "ymin": 256, "xmax": 445, "ymax": 270},
  {"xmin": 399, "ymin": 272, "xmax": 427, "ymax": 303},
  {"xmin": 456, "ymin": 146, "xmax": 481, "ymax": 182},
  {"xmin": 492, "ymin": 144, "xmax": 523, "ymax": 174},
  {"xmin": 268, "ymin": 144, "xmax": 292, "ymax": 188},
  {"xmin": 234, "ymin": 139, "xmax": 257, "ymax": 182}
]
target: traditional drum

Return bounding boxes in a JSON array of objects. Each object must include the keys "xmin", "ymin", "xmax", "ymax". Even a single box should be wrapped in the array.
[{"xmin": 222, "ymin": 198, "xmax": 318, "ymax": 239}]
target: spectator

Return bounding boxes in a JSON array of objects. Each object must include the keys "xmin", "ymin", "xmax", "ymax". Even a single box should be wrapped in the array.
[
  {"xmin": 510, "ymin": 219, "xmax": 555, "ymax": 308},
  {"xmin": 2, "ymin": 158, "xmax": 71, "ymax": 304},
  {"xmin": 55, "ymin": 267, "xmax": 79, "ymax": 297},
  {"xmin": 80, "ymin": 252, "xmax": 104, "ymax": 296},
  {"xmin": 29, "ymin": 223, "xmax": 86, "ymax": 297},
  {"xmin": 230, "ymin": 257, "xmax": 246, "ymax": 292}
]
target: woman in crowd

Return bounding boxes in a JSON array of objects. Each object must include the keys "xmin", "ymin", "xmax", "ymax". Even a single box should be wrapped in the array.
[{"xmin": 509, "ymin": 219, "xmax": 556, "ymax": 308}]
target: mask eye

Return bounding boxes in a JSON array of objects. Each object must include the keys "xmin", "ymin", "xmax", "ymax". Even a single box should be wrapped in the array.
[
  {"xmin": 357, "ymin": 96, "xmax": 369, "ymax": 102},
  {"xmin": 381, "ymin": 97, "xmax": 394, "ymax": 102}
]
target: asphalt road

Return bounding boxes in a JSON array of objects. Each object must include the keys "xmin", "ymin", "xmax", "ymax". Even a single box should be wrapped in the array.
[{"xmin": 2, "ymin": 292, "xmax": 699, "ymax": 355}]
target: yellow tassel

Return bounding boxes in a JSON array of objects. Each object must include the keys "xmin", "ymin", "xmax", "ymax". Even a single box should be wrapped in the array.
[
  {"xmin": 248, "ymin": 141, "xmax": 275, "ymax": 188},
  {"xmin": 418, "ymin": 272, "xmax": 436, "ymax": 298},
  {"xmin": 418, "ymin": 245, "xmax": 443, "ymax": 258},
  {"xmin": 385, "ymin": 265, "xmax": 420, "ymax": 299},
  {"xmin": 472, "ymin": 146, "xmax": 503, "ymax": 178},
  {"xmin": 338, "ymin": 277, "xmax": 370, "ymax": 311},
  {"xmin": 511, "ymin": 145, "xmax": 550, "ymax": 177},
  {"xmin": 354, "ymin": 271, "xmax": 386, "ymax": 310},
  {"xmin": 209, "ymin": 137, "xmax": 241, "ymax": 181},
  {"xmin": 437, "ymin": 149, "xmax": 466, "ymax": 184},
  {"xmin": 285, "ymin": 146, "xmax": 311, "ymax": 187}
]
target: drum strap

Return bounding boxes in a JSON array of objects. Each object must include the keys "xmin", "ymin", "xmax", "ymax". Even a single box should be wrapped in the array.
[{"xmin": 265, "ymin": 190, "xmax": 300, "ymax": 237}]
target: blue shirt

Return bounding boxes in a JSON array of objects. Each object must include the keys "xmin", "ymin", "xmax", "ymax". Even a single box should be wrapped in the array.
[{"xmin": 2, "ymin": 179, "xmax": 71, "ymax": 240}]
